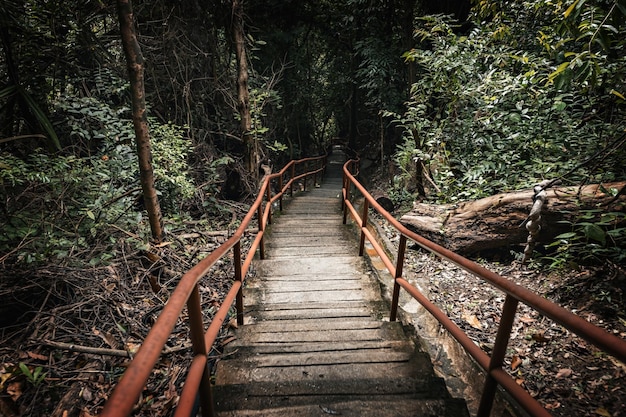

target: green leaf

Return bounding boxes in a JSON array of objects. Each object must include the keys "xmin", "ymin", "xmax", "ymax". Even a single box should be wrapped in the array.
[
  {"xmin": 582, "ymin": 223, "xmax": 606, "ymax": 245},
  {"xmin": 610, "ymin": 89, "xmax": 625, "ymax": 100},
  {"xmin": 563, "ymin": 0, "xmax": 580, "ymax": 18},
  {"xmin": 555, "ymin": 232, "xmax": 577, "ymax": 239},
  {"xmin": 19, "ymin": 363, "xmax": 31, "ymax": 377},
  {"xmin": 607, "ymin": 228, "xmax": 626, "ymax": 238},
  {"xmin": 549, "ymin": 62, "xmax": 571, "ymax": 82},
  {"xmin": 0, "ymin": 85, "xmax": 18, "ymax": 99},
  {"xmin": 17, "ymin": 87, "xmax": 61, "ymax": 151}
]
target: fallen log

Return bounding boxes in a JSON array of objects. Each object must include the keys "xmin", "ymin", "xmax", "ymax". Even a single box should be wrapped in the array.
[{"xmin": 399, "ymin": 182, "xmax": 626, "ymax": 255}]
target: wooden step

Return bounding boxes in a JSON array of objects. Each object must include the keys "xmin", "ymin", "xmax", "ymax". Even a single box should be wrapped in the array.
[{"xmin": 213, "ymin": 378, "xmax": 469, "ymax": 417}]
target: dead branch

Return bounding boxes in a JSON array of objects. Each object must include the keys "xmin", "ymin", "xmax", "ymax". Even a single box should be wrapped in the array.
[{"xmin": 42, "ymin": 339, "xmax": 191, "ymax": 358}]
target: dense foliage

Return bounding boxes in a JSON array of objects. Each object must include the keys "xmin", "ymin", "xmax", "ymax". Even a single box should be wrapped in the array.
[
  {"xmin": 1, "ymin": 0, "xmax": 624, "ymax": 268},
  {"xmin": 391, "ymin": 4, "xmax": 625, "ymax": 202},
  {"xmin": 0, "ymin": 72, "xmax": 197, "ymax": 264},
  {"xmin": 0, "ymin": 0, "xmax": 419, "ymax": 266},
  {"xmin": 388, "ymin": 1, "xmax": 625, "ymax": 266}
]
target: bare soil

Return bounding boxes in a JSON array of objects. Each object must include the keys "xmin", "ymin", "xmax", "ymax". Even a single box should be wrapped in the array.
[
  {"xmin": 397, "ymin": 236, "xmax": 626, "ymax": 417},
  {"xmin": 0, "ymin": 221, "xmax": 245, "ymax": 417}
]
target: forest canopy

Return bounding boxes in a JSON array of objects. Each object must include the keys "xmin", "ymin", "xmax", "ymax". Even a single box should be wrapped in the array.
[{"xmin": 0, "ymin": 0, "xmax": 624, "ymax": 267}]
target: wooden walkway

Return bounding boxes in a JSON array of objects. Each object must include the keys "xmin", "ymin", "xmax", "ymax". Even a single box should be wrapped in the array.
[{"xmin": 213, "ymin": 153, "xmax": 468, "ymax": 416}]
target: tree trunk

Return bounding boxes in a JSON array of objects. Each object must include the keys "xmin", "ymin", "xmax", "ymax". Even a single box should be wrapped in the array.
[
  {"xmin": 117, "ymin": 0, "xmax": 163, "ymax": 242},
  {"xmin": 232, "ymin": 0, "xmax": 258, "ymax": 182},
  {"xmin": 401, "ymin": 0, "xmax": 417, "ymax": 88},
  {"xmin": 0, "ymin": 26, "xmax": 20, "ymax": 139},
  {"xmin": 400, "ymin": 182, "xmax": 626, "ymax": 255}
]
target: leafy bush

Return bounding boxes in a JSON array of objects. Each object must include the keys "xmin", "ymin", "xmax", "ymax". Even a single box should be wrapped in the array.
[
  {"xmin": 150, "ymin": 119, "xmax": 195, "ymax": 212},
  {"xmin": 0, "ymin": 150, "xmax": 124, "ymax": 264},
  {"xmin": 545, "ymin": 209, "xmax": 626, "ymax": 268},
  {"xmin": 0, "ymin": 73, "xmax": 198, "ymax": 265},
  {"xmin": 390, "ymin": 14, "xmax": 624, "ymax": 204}
]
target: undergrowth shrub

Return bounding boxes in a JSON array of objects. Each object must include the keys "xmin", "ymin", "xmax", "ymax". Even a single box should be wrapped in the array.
[
  {"xmin": 543, "ymin": 208, "xmax": 626, "ymax": 269},
  {"xmin": 0, "ymin": 72, "xmax": 200, "ymax": 266},
  {"xmin": 391, "ymin": 16, "xmax": 623, "ymax": 204}
]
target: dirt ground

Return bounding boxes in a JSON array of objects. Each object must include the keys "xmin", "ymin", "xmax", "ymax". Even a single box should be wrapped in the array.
[
  {"xmin": 0, "ymin": 228, "xmax": 241, "ymax": 417},
  {"xmin": 398, "ymin": 238, "xmax": 626, "ymax": 417}
]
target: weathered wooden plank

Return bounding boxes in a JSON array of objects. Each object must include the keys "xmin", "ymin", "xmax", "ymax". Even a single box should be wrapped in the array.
[
  {"xmin": 239, "ymin": 318, "xmax": 383, "ymax": 333},
  {"xmin": 215, "ymin": 399, "xmax": 458, "ymax": 417},
  {"xmin": 254, "ymin": 280, "xmax": 363, "ymax": 292},
  {"xmin": 248, "ymin": 300, "xmax": 381, "ymax": 312},
  {"xmin": 213, "ymin": 376, "xmax": 442, "ymax": 398},
  {"xmin": 266, "ymin": 233, "xmax": 349, "ymax": 241},
  {"xmin": 267, "ymin": 228, "xmax": 347, "ymax": 238},
  {"xmin": 266, "ymin": 246, "xmax": 354, "ymax": 258},
  {"xmin": 246, "ymin": 349, "xmax": 414, "ymax": 368},
  {"xmin": 232, "ymin": 326, "xmax": 404, "ymax": 344},
  {"xmin": 246, "ymin": 303, "xmax": 385, "ymax": 320},
  {"xmin": 273, "ymin": 217, "xmax": 342, "ymax": 225},
  {"xmin": 256, "ymin": 289, "xmax": 369, "ymax": 304},
  {"xmin": 255, "ymin": 257, "xmax": 368, "ymax": 276},
  {"xmin": 249, "ymin": 273, "xmax": 366, "ymax": 283},
  {"xmin": 226, "ymin": 340, "xmax": 413, "ymax": 354},
  {"xmin": 216, "ymin": 361, "xmax": 426, "ymax": 385}
]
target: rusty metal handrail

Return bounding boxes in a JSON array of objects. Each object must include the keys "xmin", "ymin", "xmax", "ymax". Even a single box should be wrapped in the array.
[
  {"xmin": 342, "ymin": 158, "xmax": 626, "ymax": 417},
  {"xmin": 100, "ymin": 153, "xmax": 327, "ymax": 417}
]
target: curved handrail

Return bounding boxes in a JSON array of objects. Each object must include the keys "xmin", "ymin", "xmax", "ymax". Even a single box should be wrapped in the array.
[
  {"xmin": 100, "ymin": 153, "xmax": 327, "ymax": 417},
  {"xmin": 342, "ymin": 158, "xmax": 626, "ymax": 417}
]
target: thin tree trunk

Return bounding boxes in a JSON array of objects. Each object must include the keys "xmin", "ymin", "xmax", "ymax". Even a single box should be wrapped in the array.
[
  {"xmin": 232, "ymin": 0, "xmax": 258, "ymax": 182},
  {"xmin": 117, "ymin": 0, "xmax": 163, "ymax": 242},
  {"xmin": 0, "ymin": 27, "xmax": 19, "ymax": 138},
  {"xmin": 402, "ymin": 0, "xmax": 417, "ymax": 88},
  {"xmin": 0, "ymin": 26, "xmax": 42, "ymax": 141}
]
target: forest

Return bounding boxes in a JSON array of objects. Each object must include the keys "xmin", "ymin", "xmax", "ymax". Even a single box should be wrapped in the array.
[{"xmin": 0, "ymin": 0, "xmax": 625, "ymax": 416}]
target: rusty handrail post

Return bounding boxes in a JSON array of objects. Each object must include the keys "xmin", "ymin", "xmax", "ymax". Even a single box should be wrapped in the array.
[
  {"xmin": 257, "ymin": 200, "xmax": 265, "ymax": 260},
  {"xmin": 342, "ymin": 161, "xmax": 353, "ymax": 224},
  {"xmin": 303, "ymin": 161, "xmax": 308, "ymax": 192},
  {"xmin": 342, "ymin": 175, "xmax": 349, "ymax": 225},
  {"xmin": 358, "ymin": 199, "xmax": 369, "ymax": 256},
  {"xmin": 265, "ymin": 182, "xmax": 273, "ymax": 225},
  {"xmin": 290, "ymin": 163, "xmax": 295, "ymax": 196},
  {"xmin": 341, "ymin": 171, "xmax": 347, "ymax": 212},
  {"xmin": 279, "ymin": 173, "xmax": 284, "ymax": 211},
  {"xmin": 186, "ymin": 285, "xmax": 214, "ymax": 417},
  {"xmin": 390, "ymin": 234, "xmax": 407, "ymax": 322},
  {"xmin": 234, "ymin": 241, "xmax": 244, "ymax": 326},
  {"xmin": 477, "ymin": 294, "xmax": 519, "ymax": 417}
]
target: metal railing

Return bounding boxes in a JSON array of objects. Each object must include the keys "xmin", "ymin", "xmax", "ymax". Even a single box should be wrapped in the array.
[
  {"xmin": 100, "ymin": 154, "xmax": 327, "ymax": 417},
  {"xmin": 342, "ymin": 158, "xmax": 626, "ymax": 417}
]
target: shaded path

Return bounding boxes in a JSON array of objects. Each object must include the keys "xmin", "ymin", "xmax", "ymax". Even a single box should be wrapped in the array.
[{"xmin": 213, "ymin": 152, "xmax": 468, "ymax": 416}]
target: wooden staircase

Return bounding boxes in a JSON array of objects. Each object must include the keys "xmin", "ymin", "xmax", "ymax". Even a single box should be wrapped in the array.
[{"xmin": 212, "ymin": 153, "xmax": 469, "ymax": 417}]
